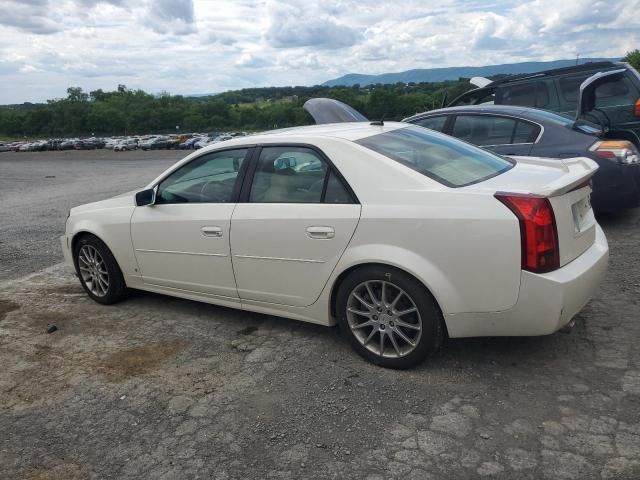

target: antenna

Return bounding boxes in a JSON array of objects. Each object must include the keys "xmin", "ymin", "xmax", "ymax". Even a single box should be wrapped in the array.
[{"xmin": 370, "ymin": 114, "xmax": 385, "ymax": 126}]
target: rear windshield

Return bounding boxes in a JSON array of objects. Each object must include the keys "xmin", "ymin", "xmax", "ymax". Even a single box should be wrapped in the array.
[{"xmin": 356, "ymin": 126, "xmax": 514, "ymax": 188}]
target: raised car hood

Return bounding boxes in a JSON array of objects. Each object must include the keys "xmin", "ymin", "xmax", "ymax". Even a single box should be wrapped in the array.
[
  {"xmin": 467, "ymin": 156, "xmax": 599, "ymax": 197},
  {"xmin": 70, "ymin": 190, "xmax": 137, "ymax": 215}
]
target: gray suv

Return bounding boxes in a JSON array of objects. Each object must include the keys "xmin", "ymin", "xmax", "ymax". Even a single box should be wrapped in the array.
[{"xmin": 449, "ymin": 61, "xmax": 640, "ymax": 148}]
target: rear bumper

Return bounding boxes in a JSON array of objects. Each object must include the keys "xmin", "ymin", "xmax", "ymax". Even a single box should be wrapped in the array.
[{"xmin": 445, "ymin": 224, "xmax": 609, "ymax": 338}]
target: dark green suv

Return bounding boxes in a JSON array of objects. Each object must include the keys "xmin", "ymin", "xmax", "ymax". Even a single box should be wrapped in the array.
[{"xmin": 450, "ymin": 61, "xmax": 640, "ymax": 148}]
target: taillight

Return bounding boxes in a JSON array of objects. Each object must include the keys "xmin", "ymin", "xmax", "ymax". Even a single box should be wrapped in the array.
[
  {"xmin": 590, "ymin": 140, "xmax": 640, "ymax": 164},
  {"xmin": 495, "ymin": 193, "xmax": 560, "ymax": 274},
  {"xmin": 635, "ymin": 98, "xmax": 640, "ymax": 117}
]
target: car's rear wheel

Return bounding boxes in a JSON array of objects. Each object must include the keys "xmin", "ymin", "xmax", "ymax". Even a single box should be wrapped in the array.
[
  {"xmin": 74, "ymin": 235, "xmax": 128, "ymax": 305},
  {"xmin": 336, "ymin": 265, "xmax": 444, "ymax": 369}
]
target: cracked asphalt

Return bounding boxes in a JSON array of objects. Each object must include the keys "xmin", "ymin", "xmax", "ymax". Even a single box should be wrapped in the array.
[{"xmin": 1, "ymin": 150, "xmax": 640, "ymax": 479}]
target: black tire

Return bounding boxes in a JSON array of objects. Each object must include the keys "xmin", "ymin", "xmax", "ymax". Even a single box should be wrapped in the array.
[
  {"xmin": 73, "ymin": 234, "xmax": 128, "ymax": 305},
  {"xmin": 336, "ymin": 265, "xmax": 445, "ymax": 369}
]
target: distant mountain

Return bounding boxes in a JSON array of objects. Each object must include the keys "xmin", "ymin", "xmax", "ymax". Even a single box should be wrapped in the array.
[{"xmin": 322, "ymin": 58, "xmax": 621, "ymax": 87}]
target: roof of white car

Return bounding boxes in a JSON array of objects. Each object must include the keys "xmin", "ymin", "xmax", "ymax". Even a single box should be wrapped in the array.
[{"xmin": 201, "ymin": 122, "xmax": 408, "ymax": 152}]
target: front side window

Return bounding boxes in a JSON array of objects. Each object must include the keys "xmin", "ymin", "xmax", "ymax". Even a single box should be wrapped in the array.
[
  {"xmin": 356, "ymin": 126, "xmax": 513, "ymax": 188},
  {"xmin": 156, "ymin": 148, "xmax": 248, "ymax": 204},
  {"xmin": 413, "ymin": 116, "xmax": 448, "ymax": 132},
  {"xmin": 249, "ymin": 146, "xmax": 354, "ymax": 203}
]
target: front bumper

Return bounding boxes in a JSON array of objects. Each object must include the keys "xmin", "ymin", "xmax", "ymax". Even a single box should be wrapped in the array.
[{"xmin": 445, "ymin": 224, "xmax": 609, "ymax": 338}]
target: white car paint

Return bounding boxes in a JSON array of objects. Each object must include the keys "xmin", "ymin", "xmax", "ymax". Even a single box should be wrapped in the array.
[{"xmin": 61, "ymin": 122, "xmax": 608, "ymax": 337}]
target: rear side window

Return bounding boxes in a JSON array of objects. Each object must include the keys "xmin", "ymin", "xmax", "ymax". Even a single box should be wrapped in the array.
[
  {"xmin": 324, "ymin": 171, "xmax": 353, "ymax": 204},
  {"xmin": 413, "ymin": 116, "xmax": 448, "ymax": 132},
  {"xmin": 513, "ymin": 121, "xmax": 539, "ymax": 143},
  {"xmin": 356, "ymin": 126, "xmax": 514, "ymax": 188},
  {"xmin": 450, "ymin": 115, "xmax": 539, "ymax": 145},
  {"xmin": 498, "ymin": 82, "xmax": 549, "ymax": 108},
  {"xmin": 451, "ymin": 115, "xmax": 516, "ymax": 146},
  {"xmin": 558, "ymin": 76, "xmax": 586, "ymax": 105},
  {"xmin": 249, "ymin": 146, "xmax": 355, "ymax": 204}
]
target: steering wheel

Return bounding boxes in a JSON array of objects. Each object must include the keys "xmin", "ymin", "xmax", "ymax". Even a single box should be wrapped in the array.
[{"xmin": 200, "ymin": 180, "xmax": 218, "ymax": 202}]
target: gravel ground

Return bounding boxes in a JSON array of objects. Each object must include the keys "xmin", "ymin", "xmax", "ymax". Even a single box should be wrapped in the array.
[
  {"xmin": 0, "ymin": 149, "xmax": 181, "ymax": 280},
  {"xmin": 1, "ymin": 150, "xmax": 640, "ymax": 479}
]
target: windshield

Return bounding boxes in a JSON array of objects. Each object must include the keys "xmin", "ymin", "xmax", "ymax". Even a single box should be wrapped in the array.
[{"xmin": 356, "ymin": 126, "xmax": 514, "ymax": 187}]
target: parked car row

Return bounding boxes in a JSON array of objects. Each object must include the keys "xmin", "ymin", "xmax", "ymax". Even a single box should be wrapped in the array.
[
  {"xmin": 0, "ymin": 132, "xmax": 248, "ymax": 154},
  {"xmin": 1, "ymin": 137, "xmax": 107, "ymax": 152}
]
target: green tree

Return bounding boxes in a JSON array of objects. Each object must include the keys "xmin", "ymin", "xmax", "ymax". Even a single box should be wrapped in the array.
[{"xmin": 623, "ymin": 49, "xmax": 640, "ymax": 71}]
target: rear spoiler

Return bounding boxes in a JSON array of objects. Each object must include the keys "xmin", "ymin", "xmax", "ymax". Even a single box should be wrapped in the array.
[{"xmin": 509, "ymin": 156, "xmax": 599, "ymax": 197}]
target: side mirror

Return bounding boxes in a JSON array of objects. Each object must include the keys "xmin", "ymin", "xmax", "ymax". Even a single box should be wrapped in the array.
[{"xmin": 135, "ymin": 188, "xmax": 155, "ymax": 206}]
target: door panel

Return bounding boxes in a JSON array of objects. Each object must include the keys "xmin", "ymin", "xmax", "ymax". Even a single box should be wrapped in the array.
[
  {"xmin": 131, "ymin": 204, "xmax": 238, "ymax": 297},
  {"xmin": 129, "ymin": 147, "xmax": 250, "ymax": 297},
  {"xmin": 230, "ymin": 203, "xmax": 360, "ymax": 306}
]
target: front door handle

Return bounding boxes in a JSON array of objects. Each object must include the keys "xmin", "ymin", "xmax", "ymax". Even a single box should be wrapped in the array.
[
  {"xmin": 306, "ymin": 226, "xmax": 335, "ymax": 239},
  {"xmin": 201, "ymin": 226, "xmax": 223, "ymax": 237}
]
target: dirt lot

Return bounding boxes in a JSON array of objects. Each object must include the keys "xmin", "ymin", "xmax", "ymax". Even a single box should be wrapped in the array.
[{"xmin": 1, "ymin": 150, "xmax": 640, "ymax": 479}]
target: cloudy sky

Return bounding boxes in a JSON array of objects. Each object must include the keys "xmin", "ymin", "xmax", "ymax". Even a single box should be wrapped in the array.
[{"xmin": 0, "ymin": 0, "xmax": 639, "ymax": 104}]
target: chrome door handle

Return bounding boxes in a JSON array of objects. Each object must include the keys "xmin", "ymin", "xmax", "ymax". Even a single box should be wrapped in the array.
[
  {"xmin": 306, "ymin": 226, "xmax": 335, "ymax": 239},
  {"xmin": 201, "ymin": 226, "xmax": 223, "ymax": 237}
]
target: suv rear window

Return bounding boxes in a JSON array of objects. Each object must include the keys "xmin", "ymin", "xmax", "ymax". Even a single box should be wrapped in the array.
[{"xmin": 355, "ymin": 126, "xmax": 514, "ymax": 188}]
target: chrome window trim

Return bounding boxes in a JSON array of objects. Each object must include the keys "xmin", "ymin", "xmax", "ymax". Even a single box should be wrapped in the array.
[{"xmin": 409, "ymin": 112, "xmax": 545, "ymax": 145}]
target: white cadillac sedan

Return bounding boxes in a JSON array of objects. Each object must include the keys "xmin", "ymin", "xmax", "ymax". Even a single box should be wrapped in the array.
[{"xmin": 61, "ymin": 116, "xmax": 609, "ymax": 368}]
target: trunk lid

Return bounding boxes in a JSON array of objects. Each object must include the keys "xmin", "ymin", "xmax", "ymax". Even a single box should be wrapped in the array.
[{"xmin": 467, "ymin": 156, "xmax": 599, "ymax": 267}]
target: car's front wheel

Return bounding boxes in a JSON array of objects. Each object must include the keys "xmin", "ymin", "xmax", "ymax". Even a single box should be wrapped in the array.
[
  {"xmin": 336, "ymin": 265, "xmax": 445, "ymax": 369},
  {"xmin": 73, "ymin": 235, "xmax": 128, "ymax": 305}
]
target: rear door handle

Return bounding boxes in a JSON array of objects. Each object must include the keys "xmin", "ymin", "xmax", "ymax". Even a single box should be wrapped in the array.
[
  {"xmin": 201, "ymin": 226, "xmax": 223, "ymax": 237},
  {"xmin": 306, "ymin": 226, "xmax": 335, "ymax": 239}
]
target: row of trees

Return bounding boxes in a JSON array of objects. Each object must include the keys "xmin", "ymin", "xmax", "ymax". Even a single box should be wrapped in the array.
[
  {"xmin": 0, "ymin": 80, "xmax": 472, "ymax": 138},
  {"xmin": 4, "ymin": 49, "xmax": 637, "ymax": 139}
]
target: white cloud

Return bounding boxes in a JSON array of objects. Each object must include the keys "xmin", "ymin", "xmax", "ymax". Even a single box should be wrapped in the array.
[
  {"xmin": 0, "ymin": 0, "xmax": 638, "ymax": 103},
  {"xmin": 266, "ymin": 1, "xmax": 362, "ymax": 49}
]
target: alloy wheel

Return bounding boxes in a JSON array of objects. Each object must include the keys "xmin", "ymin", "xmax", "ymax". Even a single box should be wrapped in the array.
[
  {"xmin": 346, "ymin": 280, "xmax": 422, "ymax": 358},
  {"xmin": 78, "ymin": 245, "xmax": 110, "ymax": 297}
]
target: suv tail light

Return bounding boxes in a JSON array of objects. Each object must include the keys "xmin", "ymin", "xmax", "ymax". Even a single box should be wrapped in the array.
[
  {"xmin": 635, "ymin": 98, "xmax": 640, "ymax": 117},
  {"xmin": 495, "ymin": 193, "xmax": 560, "ymax": 274},
  {"xmin": 590, "ymin": 140, "xmax": 640, "ymax": 164}
]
